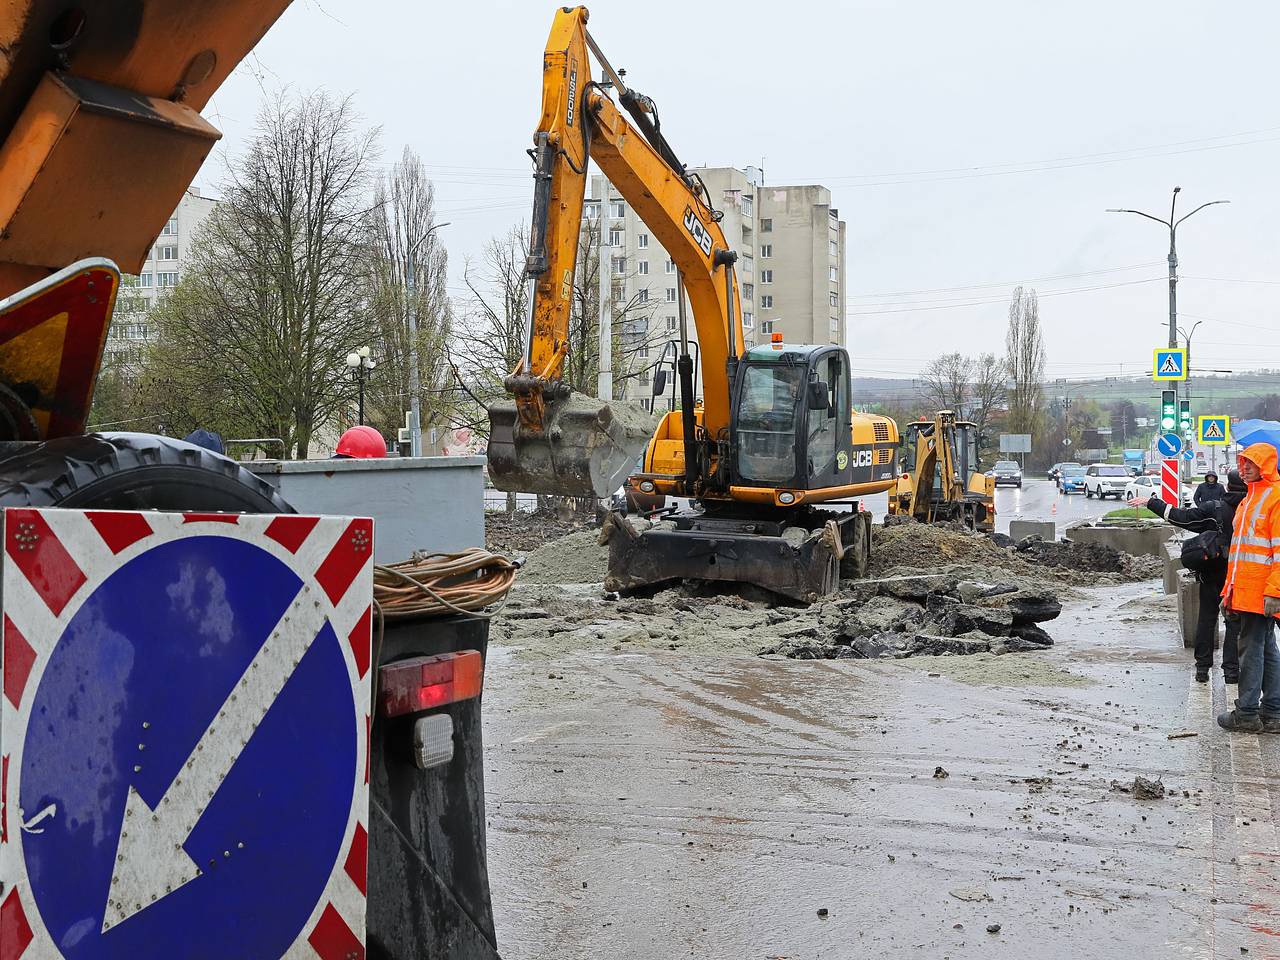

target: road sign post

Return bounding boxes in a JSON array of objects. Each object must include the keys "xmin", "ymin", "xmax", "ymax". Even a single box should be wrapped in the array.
[{"xmin": 0, "ymin": 509, "xmax": 373, "ymax": 959}]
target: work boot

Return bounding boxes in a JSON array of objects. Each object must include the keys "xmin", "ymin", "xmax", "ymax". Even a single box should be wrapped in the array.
[
  {"xmin": 1195, "ymin": 668, "xmax": 1209, "ymax": 683},
  {"xmin": 1218, "ymin": 709, "xmax": 1263, "ymax": 733},
  {"xmin": 1262, "ymin": 715, "xmax": 1280, "ymax": 734}
]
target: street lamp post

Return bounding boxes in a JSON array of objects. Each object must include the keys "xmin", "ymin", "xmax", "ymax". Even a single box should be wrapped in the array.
[
  {"xmin": 404, "ymin": 221, "xmax": 451, "ymax": 457},
  {"xmin": 1106, "ymin": 187, "xmax": 1229, "ymax": 350},
  {"xmin": 346, "ymin": 346, "xmax": 375, "ymax": 425}
]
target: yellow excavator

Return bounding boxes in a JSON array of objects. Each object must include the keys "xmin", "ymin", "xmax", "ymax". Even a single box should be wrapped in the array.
[
  {"xmin": 887, "ymin": 411, "xmax": 995, "ymax": 531},
  {"xmin": 488, "ymin": 6, "xmax": 899, "ymax": 601}
]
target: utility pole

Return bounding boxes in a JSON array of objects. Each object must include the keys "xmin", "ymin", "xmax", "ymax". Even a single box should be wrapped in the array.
[
  {"xmin": 404, "ymin": 221, "xmax": 450, "ymax": 457},
  {"xmin": 597, "ymin": 211, "xmax": 612, "ymax": 401}
]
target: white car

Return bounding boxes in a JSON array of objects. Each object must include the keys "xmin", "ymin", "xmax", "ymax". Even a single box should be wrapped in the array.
[
  {"xmin": 1084, "ymin": 463, "xmax": 1131, "ymax": 500},
  {"xmin": 1123, "ymin": 474, "xmax": 1157, "ymax": 502}
]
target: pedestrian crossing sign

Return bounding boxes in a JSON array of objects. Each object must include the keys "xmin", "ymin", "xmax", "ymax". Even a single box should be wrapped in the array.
[
  {"xmin": 1153, "ymin": 348, "xmax": 1187, "ymax": 381},
  {"xmin": 1198, "ymin": 415, "xmax": 1229, "ymax": 445}
]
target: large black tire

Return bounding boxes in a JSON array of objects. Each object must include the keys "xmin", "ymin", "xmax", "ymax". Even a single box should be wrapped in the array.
[{"xmin": 0, "ymin": 432, "xmax": 294, "ymax": 512}]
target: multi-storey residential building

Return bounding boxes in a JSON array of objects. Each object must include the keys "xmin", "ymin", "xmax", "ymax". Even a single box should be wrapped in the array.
[
  {"xmin": 586, "ymin": 168, "xmax": 845, "ymax": 407},
  {"xmin": 105, "ymin": 186, "xmax": 218, "ymax": 358},
  {"xmin": 756, "ymin": 184, "xmax": 845, "ymax": 347}
]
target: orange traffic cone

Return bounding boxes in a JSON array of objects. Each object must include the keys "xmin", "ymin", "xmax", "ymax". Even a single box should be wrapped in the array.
[{"xmin": 1051, "ymin": 501, "xmax": 1058, "ymax": 514}]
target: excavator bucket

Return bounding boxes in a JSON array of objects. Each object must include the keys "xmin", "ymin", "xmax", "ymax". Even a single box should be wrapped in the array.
[{"xmin": 487, "ymin": 393, "xmax": 656, "ymax": 498}]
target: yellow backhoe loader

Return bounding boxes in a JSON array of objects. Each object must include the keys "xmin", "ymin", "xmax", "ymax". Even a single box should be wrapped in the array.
[
  {"xmin": 487, "ymin": 6, "xmax": 899, "ymax": 601},
  {"xmin": 887, "ymin": 411, "xmax": 995, "ymax": 532}
]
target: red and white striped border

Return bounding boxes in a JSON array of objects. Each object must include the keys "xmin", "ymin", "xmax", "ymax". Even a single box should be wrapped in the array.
[{"xmin": 0, "ymin": 509, "xmax": 373, "ymax": 960}]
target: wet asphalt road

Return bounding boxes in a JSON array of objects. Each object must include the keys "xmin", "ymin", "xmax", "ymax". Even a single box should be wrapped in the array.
[{"xmin": 483, "ymin": 585, "xmax": 1280, "ymax": 959}]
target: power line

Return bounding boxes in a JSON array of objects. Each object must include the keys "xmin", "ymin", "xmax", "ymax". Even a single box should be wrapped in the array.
[
  {"xmin": 844, "ymin": 261, "xmax": 1163, "ymax": 301},
  {"xmin": 845, "ymin": 276, "xmax": 1165, "ymax": 316}
]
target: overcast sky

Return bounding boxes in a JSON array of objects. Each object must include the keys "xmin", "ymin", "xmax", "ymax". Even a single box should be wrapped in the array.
[{"xmin": 200, "ymin": 0, "xmax": 1280, "ymax": 382}]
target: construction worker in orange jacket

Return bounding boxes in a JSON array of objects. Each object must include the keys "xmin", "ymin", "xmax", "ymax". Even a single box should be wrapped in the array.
[{"xmin": 1219, "ymin": 442, "xmax": 1280, "ymax": 732}]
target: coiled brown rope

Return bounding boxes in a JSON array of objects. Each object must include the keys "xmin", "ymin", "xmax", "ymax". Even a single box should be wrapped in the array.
[{"xmin": 372, "ymin": 547, "xmax": 519, "ymax": 621}]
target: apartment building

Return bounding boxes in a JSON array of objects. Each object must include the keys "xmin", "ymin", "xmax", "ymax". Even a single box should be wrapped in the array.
[
  {"xmin": 586, "ymin": 168, "xmax": 845, "ymax": 406},
  {"xmin": 105, "ymin": 186, "xmax": 218, "ymax": 358}
]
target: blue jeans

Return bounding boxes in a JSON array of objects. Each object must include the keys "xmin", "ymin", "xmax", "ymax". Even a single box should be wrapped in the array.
[{"xmin": 1235, "ymin": 612, "xmax": 1280, "ymax": 718}]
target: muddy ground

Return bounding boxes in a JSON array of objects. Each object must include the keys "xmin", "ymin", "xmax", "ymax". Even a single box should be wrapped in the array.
[{"xmin": 479, "ymin": 512, "xmax": 1280, "ymax": 959}]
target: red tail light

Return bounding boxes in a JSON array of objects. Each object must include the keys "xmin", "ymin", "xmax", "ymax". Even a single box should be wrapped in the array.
[{"xmin": 379, "ymin": 650, "xmax": 484, "ymax": 717}]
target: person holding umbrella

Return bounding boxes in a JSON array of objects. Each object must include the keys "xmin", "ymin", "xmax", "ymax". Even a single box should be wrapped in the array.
[{"xmin": 1217, "ymin": 441, "xmax": 1280, "ymax": 732}]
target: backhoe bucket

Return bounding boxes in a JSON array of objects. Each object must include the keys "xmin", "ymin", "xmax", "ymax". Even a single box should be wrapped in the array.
[{"xmin": 487, "ymin": 393, "xmax": 656, "ymax": 498}]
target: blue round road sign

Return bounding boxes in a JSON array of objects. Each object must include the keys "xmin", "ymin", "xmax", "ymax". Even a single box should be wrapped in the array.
[
  {"xmin": 1157, "ymin": 433, "xmax": 1183, "ymax": 458},
  {"xmin": 1182, "ymin": 448, "xmax": 1195, "ymax": 461},
  {"xmin": 19, "ymin": 536, "xmax": 357, "ymax": 959}
]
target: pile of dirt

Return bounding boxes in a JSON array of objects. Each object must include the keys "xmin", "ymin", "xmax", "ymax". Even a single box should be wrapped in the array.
[
  {"xmin": 518, "ymin": 529, "xmax": 610, "ymax": 584},
  {"xmin": 870, "ymin": 521, "xmax": 1157, "ymax": 587},
  {"xmin": 485, "ymin": 508, "xmax": 596, "ymax": 556}
]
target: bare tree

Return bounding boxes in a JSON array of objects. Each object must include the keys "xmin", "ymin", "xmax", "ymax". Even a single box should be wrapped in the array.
[
  {"xmin": 365, "ymin": 147, "xmax": 457, "ymax": 448},
  {"xmin": 969, "ymin": 351, "xmax": 1007, "ymax": 461},
  {"xmin": 919, "ymin": 352, "xmax": 973, "ymax": 418},
  {"xmin": 1004, "ymin": 286, "xmax": 1046, "ymax": 438},
  {"xmin": 141, "ymin": 91, "xmax": 380, "ymax": 457}
]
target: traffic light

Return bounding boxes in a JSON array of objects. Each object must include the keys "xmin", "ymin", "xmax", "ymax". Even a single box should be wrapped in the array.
[
  {"xmin": 1179, "ymin": 399, "xmax": 1192, "ymax": 437},
  {"xmin": 1160, "ymin": 390, "xmax": 1177, "ymax": 431}
]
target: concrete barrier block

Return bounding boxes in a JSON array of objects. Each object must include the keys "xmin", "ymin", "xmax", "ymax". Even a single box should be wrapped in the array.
[
  {"xmin": 1163, "ymin": 540, "xmax": 1182, "ymax": 596},
  {"xmin": 1009, "ymin": 520, "xmax": 1055, "ymax": 542},
  {"xmin": 1065, "ymin": 521, "xmax": 1177, "ymax": 558},
  {"xmin": 1176, "ymin": 569, "xmax": 1210, "ymax": 649}
]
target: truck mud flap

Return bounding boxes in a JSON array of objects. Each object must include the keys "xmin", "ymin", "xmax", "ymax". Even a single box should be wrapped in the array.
[
  {"xmin": 368, "ymin": 616, "xmax": 500, "ymax": 960},
  {"xmin": 601, "ymin": 511, "xmax": 869, "ymax": 604}
]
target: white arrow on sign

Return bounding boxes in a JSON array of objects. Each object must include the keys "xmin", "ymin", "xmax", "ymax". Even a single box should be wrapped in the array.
[{"xmin": 101, "ymin": 582, "xmax": 329, "ymax": 932}]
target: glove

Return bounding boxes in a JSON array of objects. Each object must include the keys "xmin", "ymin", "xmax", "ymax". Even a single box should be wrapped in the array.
[{"xmin": 1266, "ymin": 596, "xmax": 1280, "ymax": 618}]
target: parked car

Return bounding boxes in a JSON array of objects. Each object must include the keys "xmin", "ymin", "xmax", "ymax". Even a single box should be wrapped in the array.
[
  {"xmin": 1084, "ymin": 463, "xmax": 1131, "ymax": 500},
  {"xmin": 992, "ymin": 460, "xmax": 1023, "ymax": 488},
  {"xmin": 1123, "ymin": 474, "xmax": 1157, "ymax": 501},
  {"xmin": 1058, "ymin": 465, "xmax": 1087, "ymax": 494}
]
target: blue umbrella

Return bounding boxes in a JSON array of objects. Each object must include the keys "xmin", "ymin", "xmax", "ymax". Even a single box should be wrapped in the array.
[{"xmin": 1231, "ymin": 419, "xmax": 1280, "ymax": 454}]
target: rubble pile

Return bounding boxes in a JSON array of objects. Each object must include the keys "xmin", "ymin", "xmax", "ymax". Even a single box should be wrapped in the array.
[
  {"xmin": 758, "ymin": 573, "xmax": 1063, "ymax": 660},
  {"xmin": 485, "ymin": 507, "xmax": 597, "ymax": 556}
]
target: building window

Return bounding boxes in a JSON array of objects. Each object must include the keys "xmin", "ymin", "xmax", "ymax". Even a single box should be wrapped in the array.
[
  {"xmin": 666, "ymin": 316, "xmax": 677, "ymax": 332},
  {"xmin": 830, "ymin": 292, "xmax": 839, "ymax": 307},
  {"xmin": 829, "ymin": 239, "xmax": 838, "ymax": 257},
  {"xmin": 638, "ymin": 233, "xmax": 649, "ymax": 248},
  {"xmin": 613, "ymin": 284, "xmax": 625, "ymax": 303},
  {"xmin": 158, "ymin": 245, "xmax": 177, "ymax": 261},
  {"xmin": 161, "ymin": 218, "xmax": 177, "ymax": 236},
  {"xmin": 638, "ymin": 260, "xmax": 649, "ymax": 275},
  {"xmin": 830, "ymin": 317, "xmax": 839, "ymax": 333},
  {"xmin": 760, "ymin": 244, "xmax": 772, "ymax": 258},
  {"xmin": 157, "ymin": 272, "xmax": 179, "ymax": 287},
  {"xmin": 743, "ymin": 283, "xmax": 754, "ymax": 300},
  {"xmin": 761, "ymin": 218, "xmax": 772, "ymax": 233},
  {"xmin": 612, "ymin": 256, "xmax": 626, "ymax": 275},
  {"xmin": 743, "ymin": 311, "xmax": 754, "ymax": 329},
  {"xmin": 610, "ymin": 201, "xmax": 625, "ymax": 218},
  {"xmin": 829, "ymin": 266, "xmax": 838, "ymax": 282},
  {"xmin": 666, "ymin": 288, "xmax": 677, "ymax": 303},
  {"xmin": 666, "ymin": 259, "xmax": 675, "ymax": 274},
  {"xmin": 761, "ymin": 320, "xmax": 774, "ymax": 334},
  {"xmin": 638, "ymin": 288, "xmax": 649, "ymax": 303},
  {"xmin": 139, "ymin": 273, "xmax": 153, "ymax": 288},
  {"xmin": 761, "ymin": 294, "xmax": 773, "ymax": 309},
  {"xmin": 609, "ymin": 228, "xmax": 623, "ymax": 246},
  {"xmin": 761, "ymin": 270, "xmax": 773, "ymax": 284},
  {"xmin": 742, "ymin": 195, "xmax": 753, "ymax": 216},
  {"xmin": 639, "ymin": 370, "xmax": 650, "ymax": 386},
  {"xmin": 584, "ymin": 201, "xmax": 600, "ymax": 219},
  {"xmin": 639, "ymin": 344, "xmax": 650, "ymax": 359}
]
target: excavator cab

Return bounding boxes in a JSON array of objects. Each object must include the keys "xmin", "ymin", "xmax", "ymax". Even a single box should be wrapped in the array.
[{"xmin": 732, "ymin": 344, "xmax": 854, "ymax": 491}]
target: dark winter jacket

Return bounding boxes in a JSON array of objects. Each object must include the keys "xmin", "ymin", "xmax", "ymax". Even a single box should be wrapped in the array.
[
  {"xmin": 1146, "ymin": 485, "xmax": 1246, "ymax": 574},
  {"xmin": 1194, "ymin": 479, "xmax": 1226, "ymax": 506}
]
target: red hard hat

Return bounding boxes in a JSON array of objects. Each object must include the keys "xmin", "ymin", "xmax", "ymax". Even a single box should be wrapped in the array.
[{"xmin": 335, "ymin": 425, "xmax": 386, "ymax": 459}]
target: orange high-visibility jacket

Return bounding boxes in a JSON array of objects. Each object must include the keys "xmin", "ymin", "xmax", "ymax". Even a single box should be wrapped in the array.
[{"xmin": 1223, "ymin": 442, "xmax": 1280, "ymax": 615}]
